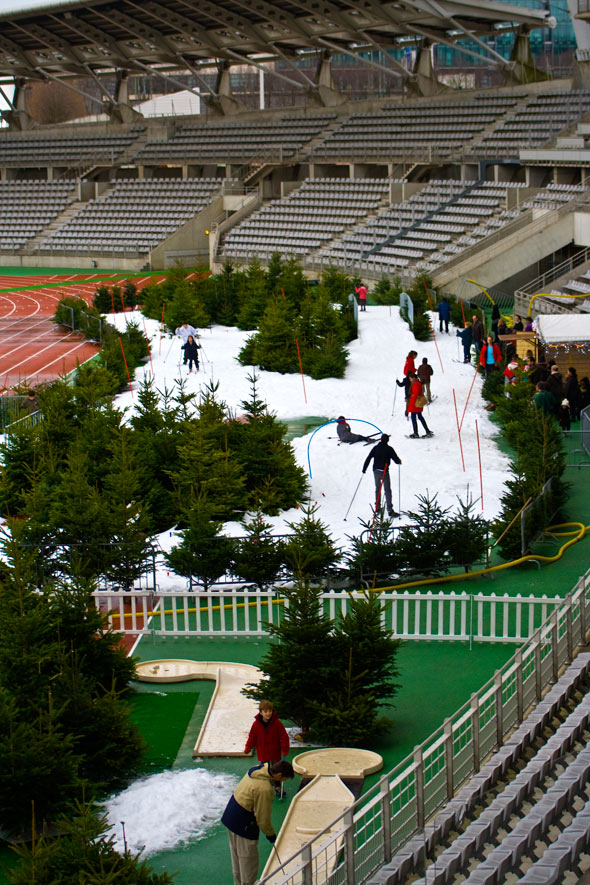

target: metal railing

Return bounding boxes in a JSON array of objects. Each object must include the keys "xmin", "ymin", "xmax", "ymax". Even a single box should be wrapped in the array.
[
  {"xmin": 514, "ymin": 245, "xmax": 590, "ymax": 317},
  {"xmin": 252, "ymin": 567, "xmax": 590, "ymax": 885},
  {"xmin": 55, "ymin": 305, "xmax": 103, "ymax": 341}
]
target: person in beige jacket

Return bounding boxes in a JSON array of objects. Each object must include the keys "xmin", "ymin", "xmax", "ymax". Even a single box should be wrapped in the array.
[{"xmin": 221, "ymin": 759, "xmax": 294, "ymax": 885}]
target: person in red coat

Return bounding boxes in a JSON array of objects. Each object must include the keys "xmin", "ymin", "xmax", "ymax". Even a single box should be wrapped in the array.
[
  {"xmin": 245, "ymin": 701, "xmax": 289, "ymax": 766},
  {"xmin": 355, "ymin": 283, "xmax": 368, "ymax": 311},
  {"xmin": 406, "ymin": 372, "xmax": 433, "ymax": 439},
  {"xmin": 479, "ymin": 335, "xmax": 502, "ymax": 378}
]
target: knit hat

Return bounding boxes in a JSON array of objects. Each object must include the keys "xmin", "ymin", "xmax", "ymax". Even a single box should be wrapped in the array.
[{"xmin": 562, "ymin": 398, "xmax": 569, "ymax": 407}]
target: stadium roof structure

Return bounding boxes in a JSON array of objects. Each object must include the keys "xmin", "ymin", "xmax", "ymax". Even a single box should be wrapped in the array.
[
  {"xmin": 0, "ymin": 0, "xmax": 557, "ymax": 80},
  {"xmin": 0, "ymin": 0, "xmax": 557, "ymax": 120}
]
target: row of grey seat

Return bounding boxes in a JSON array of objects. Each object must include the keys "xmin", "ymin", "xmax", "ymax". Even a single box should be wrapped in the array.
[{"xmin": 368, "ymin": 653, "xmax": 590, "ymax": 885}]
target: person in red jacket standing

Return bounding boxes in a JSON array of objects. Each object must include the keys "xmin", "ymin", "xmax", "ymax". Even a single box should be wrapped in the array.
[
  {"xmin": 245, "ymin": 701, "xmax": 290, "ymax": 795},
  {"xmin": 479, "ymin": 335, "xmax": 502, "ymax": 378},
  {"xmin": 355, "ymin": 283, "xmax": 368, "ymax": 311}
]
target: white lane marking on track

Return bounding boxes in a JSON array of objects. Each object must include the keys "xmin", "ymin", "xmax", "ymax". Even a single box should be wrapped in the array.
[
  {"xmin": 0, "ymin": 317, "xmax": 56, "ymax": 341},
  {"xmin": 0, "ymin": 331, "xmax": 88, "ymax": 373},
  {"xmin": 15, "ymin": 339, "xmax": 95, "ymax": 376},
  {"xmin": 0, "ymin": 296, "xmax": 17, "ymax": 317}
]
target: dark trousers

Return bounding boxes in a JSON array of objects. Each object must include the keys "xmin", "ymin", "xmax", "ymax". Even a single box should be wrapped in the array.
[
  {"xmin": 373, "ymin": 467, "xmax": 393, "ymax": 514},
  {"xmin": 411, "ymin": 413, "xmax": 430, "ymax": 435}
]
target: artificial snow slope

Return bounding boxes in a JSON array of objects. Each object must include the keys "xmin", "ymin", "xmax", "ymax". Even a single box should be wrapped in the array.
[{"xmin": 111, "ymin": 305, "xmax": 510, "ymax": 556}]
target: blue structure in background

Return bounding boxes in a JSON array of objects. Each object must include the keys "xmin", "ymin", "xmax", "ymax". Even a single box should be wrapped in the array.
[{"xmin": 434, "ymin": 1, "xmax": 575, "ymax": 69}]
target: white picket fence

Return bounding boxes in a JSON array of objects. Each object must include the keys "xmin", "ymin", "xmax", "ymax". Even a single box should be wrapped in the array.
[{"xmin": 92, "ymin": 586, "xmax": 565, "ymax": 644}]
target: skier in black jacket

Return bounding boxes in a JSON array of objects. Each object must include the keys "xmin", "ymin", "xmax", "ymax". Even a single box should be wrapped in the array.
[
  {"xmin": 182, "ymin": 335, "xmax": 200, "ymax": 373},
  {"xmin": 362, "ymin": 434, "xmax": 402, "ymax": 517}
]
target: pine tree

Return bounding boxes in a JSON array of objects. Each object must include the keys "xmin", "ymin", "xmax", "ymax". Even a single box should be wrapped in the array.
[
  {"xmin": 234, "ymin": 512, "xmax": 284, "ymax": 589},
  {"xmin": 229, "ymin": 374, "xmax": 308, "ymax": 514},
  {"xmin": 47, "ymin": 438, "xmax": 111, "ymax": 579},
  {"xmin": 239, "ymin": 296, "xmax": 296, "ymax": 374},
  {"xmin": 93, "ymin": 284, "xmax": 112, "ymax": 313},
  {"xmin": 214, "ymin": 263, "xmax": 241, "ymax": 325},
  {"xmin": 7, "ymin": 798, "xmax": 174, "ymax": 884},
  {"xmin": 0, "ymin": 532, "xmax": 143, "ymax": 831},
  {"xmin": 309, "ymin": 594, "xmax": 401, "ymax": 745},
  {"xmin": 123, "ymin": 280, "xmax": 138, "ymax": 308},
  {"xmin": 164, "ymin": 499, "xmax": 235, "ymax": 590},
  {"xmin": 129, "ymin": 379, "xmax": 182, "ymax": 532},
  {"xmin": 396, "ymin": 491, "xmax": 452, "ymax": 575},
  {"xmin": 278, "ymin": 255, "xmax": 307, "ymax": 313},
  {"xmin": 236, "ymin": 257, "xmax": 268, "ymax": 330},
  {"xmin": 446, "ymin": 494, "xmax": 489, "ymax": 572},
  {"xmin": 265, "ymin": 252, "xmax": 283, "ymax": 294},
  {"xmin": 283, "ymin": 503, "xmax": 340, "ymax": 581},
  {"xmin": 346, "ymin": 510, "xmax": 400, "ymax": 587},
  {"xmin": 171, "ymin": 383, "xmax": 246, "ymax": 521},
  {"xmin": 243, "ymin": 579, "xmax": 340, "ymax": 733},
  {"xmin": 101, "ymin": 432, "xmax": 154, "ymax": 590}
]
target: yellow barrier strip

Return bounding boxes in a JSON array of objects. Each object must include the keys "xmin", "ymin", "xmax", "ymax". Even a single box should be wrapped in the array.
[{"xmin": 110, "ymin": 597, "xmax": 284, "ymax": 622}]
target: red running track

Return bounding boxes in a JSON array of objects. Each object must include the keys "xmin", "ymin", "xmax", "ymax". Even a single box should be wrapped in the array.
[{"xmin": 0, "ymin": 271, "xmax": 165, "ymax": 390}]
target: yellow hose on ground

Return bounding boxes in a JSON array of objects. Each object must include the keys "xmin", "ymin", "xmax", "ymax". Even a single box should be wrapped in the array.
[{"xmin": 370, "ymin": 522, "xmax": 588, "ymax": 593}]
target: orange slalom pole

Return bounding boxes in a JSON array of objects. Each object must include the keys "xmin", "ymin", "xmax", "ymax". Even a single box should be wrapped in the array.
[
  {"xmin": 459, "ymin": 363, "xmax": 480, "ymax": 432},
  {"xmin": 118, "ymin": 336, "xmax": 134, "ymax": 398},
  {"xmin": 452, "ymin": 388, "xmax": 465, "ymax": 472},
  {"xmin": 459, "ymin": 298, "xmax": 466, "ymax": 325},
  {"xmin": 159, "ymin": 301, "xmax": 165, "ymax": 354},
  {"xmin": 119, "ymin": 288, "xmax": 126, "ymax": 313},
  {"xmin": 142, "ymin": 318, "xmax": 154, "ymax": 376},
  {"xmin": 295, "ymin": 339, "xmax": 307, "ymax": 403},
  {"xmin": 475, "ymin": 419, "xmax": 483, "ymax": 510}
]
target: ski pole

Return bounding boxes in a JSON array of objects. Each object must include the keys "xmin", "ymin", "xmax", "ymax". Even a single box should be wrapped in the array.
[
  {"xmin": 398, "ymin": 463, "xmax": 401, "ymax": 515},
  {"xmin": 164, "ymin": 337, "xmax": 176, "ymax": 362},
  {"xmin": 391, "ymin": 384, "xmax": 397, "ymax": 416},
  {"xmin": 343, "ymin": 473, "xmax": 364, "ymax": 521},
  {"xmin": 199, "ymin": 342, "xmax": 209, "ymax": 363}
]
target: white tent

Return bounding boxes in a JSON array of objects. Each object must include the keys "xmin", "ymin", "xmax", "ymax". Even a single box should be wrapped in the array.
[{"xmin": 536, "ymin": 314, "xmax": 590, "ymax": 343}]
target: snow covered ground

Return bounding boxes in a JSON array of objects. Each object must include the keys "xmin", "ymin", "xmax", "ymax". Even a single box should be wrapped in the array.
[{"xmin": 112, "ymin": 305, "xmax": 510, "ymax": 572}]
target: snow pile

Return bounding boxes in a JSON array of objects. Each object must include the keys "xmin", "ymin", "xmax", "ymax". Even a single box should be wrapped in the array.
[{"xmin": 104, "ymin": 768, "xmax": 236, "ymax": 855}]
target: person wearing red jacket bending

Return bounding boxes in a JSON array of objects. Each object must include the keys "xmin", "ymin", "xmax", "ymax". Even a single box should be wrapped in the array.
[{"xmin": 245, "ymin": 701, "xmax": 290, "ymax": 793}]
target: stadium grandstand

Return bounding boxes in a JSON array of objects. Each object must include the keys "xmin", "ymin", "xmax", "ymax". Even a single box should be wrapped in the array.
[{"xmin": 4, "ymin": 1, "xmax": 590, "ymax": 885}]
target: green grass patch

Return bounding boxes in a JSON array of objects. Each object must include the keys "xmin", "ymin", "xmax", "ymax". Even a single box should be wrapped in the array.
[{"xmin": 129, "ymin": 684, "xmax": 202, "ymax": 772}]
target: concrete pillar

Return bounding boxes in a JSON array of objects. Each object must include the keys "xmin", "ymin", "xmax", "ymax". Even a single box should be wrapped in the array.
[
  {"xmin": 204, "ymin": 62, "xmax": 246, "ymax": 115},
  {"xmin": 411, "ymin": 41, "xmax": 448, "ymax": 97},
  {"xmin": 505, "ymin": 26, "xmax": 549, "ymax": 85},
  {"xmin": 308, "ymin": 52, "xmax": 346, "ymax": 107}
]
